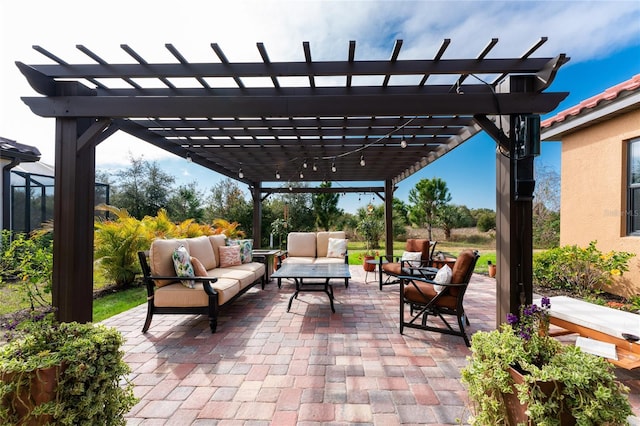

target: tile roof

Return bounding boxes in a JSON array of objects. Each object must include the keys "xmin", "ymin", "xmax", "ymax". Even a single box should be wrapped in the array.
[{"xmin": 541, "ymin": 73, "xmax": 640, "ymax": 128}]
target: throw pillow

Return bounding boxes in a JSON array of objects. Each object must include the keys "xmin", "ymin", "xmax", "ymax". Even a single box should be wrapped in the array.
[
  {"xmin": 401, "ymin": 251, "xmax": 423, "ymax": 267},
  {"xmin": 433, "ymin": 264, "xmax": 453, "ymax": 293},
  {"xmin": 172, "ymin": 245, "xmax": 195, "ymax": 288},
  {"xmin": 327, "ymin": 238, "xmax": 347, "ymax": 258},
  {"xmin": 228, "ymin": 239, "xmax": 253, "ymax": 263},
  {"xmin": 219, "ymin": 245, "xmax": 242, "ymax": 268},
  {"xmin": 190, "ymin": 256, "xmax": 208, "ymax": 278}
]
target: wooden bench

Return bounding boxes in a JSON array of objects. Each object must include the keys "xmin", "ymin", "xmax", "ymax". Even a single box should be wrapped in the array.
[{"xmin": 538, "ymin": 296, "xmax": 640, "ymax": 370}]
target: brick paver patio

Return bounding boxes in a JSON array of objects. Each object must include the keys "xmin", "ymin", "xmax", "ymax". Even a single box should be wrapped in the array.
[{"xmin": 102, "ymin": 267, "xmax": 640, "ymax": 425}]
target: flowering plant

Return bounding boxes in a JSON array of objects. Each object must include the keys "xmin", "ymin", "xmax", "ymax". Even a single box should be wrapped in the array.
[{"xmin": 461, "ymin": 297, "xmax": 632, "ymax": 425}]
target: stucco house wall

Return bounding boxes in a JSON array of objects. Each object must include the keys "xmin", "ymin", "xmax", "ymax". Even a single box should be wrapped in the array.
[
  {"xmin": 542, "ymin": 75, "xmax": 640, "ymax": 298},
  {"xmin": 559, "ymin": 109, "xmax": 640, "ymax": 297}
]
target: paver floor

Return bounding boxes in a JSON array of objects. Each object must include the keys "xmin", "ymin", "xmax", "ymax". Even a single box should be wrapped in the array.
[{"xmin": 101, "ymin": 267, "xmax": 640, "ymax": 425}]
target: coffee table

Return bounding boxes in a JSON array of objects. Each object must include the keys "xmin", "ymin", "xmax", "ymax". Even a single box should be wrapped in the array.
[{"xmin": 271, "ymin": 263, "xmax": 351, "ymax": 313}]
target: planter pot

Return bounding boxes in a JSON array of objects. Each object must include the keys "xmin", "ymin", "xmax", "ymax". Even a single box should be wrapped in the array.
[
  {"xmin": 1, "ymin": 363, "xmax": 67, "ymax": 425},
  {"xmin": 488, "ymin": 264, "xmax": 497, "ymax": 278},
  {"xmin": 504, "ymin": 366, "xmax": 575, "ymax": 426},
  {"xmin": 363, "ymin": 255, "xmax": 376, "ymax": 272}
]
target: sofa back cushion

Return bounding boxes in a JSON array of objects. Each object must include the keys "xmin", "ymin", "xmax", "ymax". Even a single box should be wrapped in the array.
[
  {"xmin": 149, "ymin": 238, "xmax": 189, "ymax": 287},
  {"xmin": 187, "ymin": 236, "xmax": 217, "ymax": 270},
  {"xmin": 316, "ymin": 231, "xmax": 346, "ymax": 257},
  {"xmin": 208, "ymin": 235, "xmax": 227, "ymax": 268},
  {"xmin": 287, "ymin": 232, "xmax": 317, "ymax": 257}
]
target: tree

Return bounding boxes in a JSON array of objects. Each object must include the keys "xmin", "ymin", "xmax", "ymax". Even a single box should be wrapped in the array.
[
  {"xmin": 408, "ymin": 177, "xmax": 452, "ymax": 240},
  {"xmin": 202, "ymin": 178, "xmax": 252, "ymax": 233},
  {"xmin": 312, "ymin": 181, "xmax": 342, "ymax": 230},
  {"xmin": 110, "ymin": 155, "xmax": 176, "ymax": 219},
  {"xmin": 166, "ymin": 182, "xmax": 204, "ymax": 223},
  {"xmin": 437, "ymin": 204, "xmax": 473, "ymax": 240},
  {"xmin": 356, "ymin": 204, "xmax": 384, "ymax": 250},
  {"xmin": 533, "ymin": 163, "xmax": 561, "ymax": 248}
]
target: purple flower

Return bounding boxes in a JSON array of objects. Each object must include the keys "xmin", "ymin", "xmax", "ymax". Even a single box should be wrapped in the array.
[
  {"xmin": 541, "ymin": 296, "xmax": 551, "ymax": 309},
  {"xmin": 506, "ymin": 313, "xmax": 518, "ymax": 325}
]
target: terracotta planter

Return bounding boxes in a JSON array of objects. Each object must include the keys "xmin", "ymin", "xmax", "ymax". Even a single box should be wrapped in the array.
[
  {"xmin": 488, "ymin": 264, "xmax": 497, "ymax": 278},
  {"xmin": 503, "ymin": 366, "xmax": 575, "ymax": 426},
  {"xmin": 362, "ymin": 255, "xmax": 376, "ymax": 272},
  {"xmin": 1, "ymin": 363, "xmax": 66, "ymax": 425}
]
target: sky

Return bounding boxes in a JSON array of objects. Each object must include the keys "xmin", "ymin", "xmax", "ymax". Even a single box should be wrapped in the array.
[{"xmin": 1, "ymin": 1, "xmax": 639, "ymax": 214}]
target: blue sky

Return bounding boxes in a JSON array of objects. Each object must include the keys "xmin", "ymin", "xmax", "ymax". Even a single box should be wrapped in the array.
[{"xmin": 2, "ymin": 1, "xmax": 639, "ymax": 214}]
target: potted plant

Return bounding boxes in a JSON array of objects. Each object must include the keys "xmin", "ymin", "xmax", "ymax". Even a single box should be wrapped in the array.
[
  {"xmin": 0, "ymin": 311, "xmax": 137, "ymax": 425},
  {"xmin": 487, "ymin": 260, "xmax": 496, "ymax": 278},
  {"xmin": 359, "ymin": 249, "xmax": 379, "ymax": 272},
  {"xmin": 461, "ymin": 297, "xmax": 632, "ymax": 425}
]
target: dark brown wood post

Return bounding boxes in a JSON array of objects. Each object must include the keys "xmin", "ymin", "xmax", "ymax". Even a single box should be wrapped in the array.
[
  {"xmin": 251, "ymin": 182, "xmax": 262, "ymax": 248},
  {"xmin": 384, "ymin": 179, "xmax": 394, "ymax": 258},
  {"xmin": 52, "ymin": 117, "xmax": 95, "ymax": 323}
]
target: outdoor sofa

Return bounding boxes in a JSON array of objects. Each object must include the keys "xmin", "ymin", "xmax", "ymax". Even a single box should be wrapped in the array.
[
  {"xmin": 138, "ymin": 235, "xmax": 266, "ymax": 333},
  {"xmin": 276, "ymin": 231, "xmax": 349, "ymax": 287}
]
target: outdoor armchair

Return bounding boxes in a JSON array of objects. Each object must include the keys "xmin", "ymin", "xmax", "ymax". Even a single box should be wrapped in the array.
[
  {"xmin": 399, "ymin": 249, "xmax": 479, "ymax": 346},
  {"xmin": 379, "ymin": 239, "xmax": 437, "ymax": 290}
]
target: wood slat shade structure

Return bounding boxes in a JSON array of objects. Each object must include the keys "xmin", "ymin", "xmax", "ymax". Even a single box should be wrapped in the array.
[{"xmin": 17, "ymin": 38, "xmax": 569, "ymax": 324}]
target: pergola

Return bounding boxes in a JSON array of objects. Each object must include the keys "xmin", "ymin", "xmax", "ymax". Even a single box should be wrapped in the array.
[{"xmin": 16, "ymin": 38, "xmax": 569, "ymax": 325}]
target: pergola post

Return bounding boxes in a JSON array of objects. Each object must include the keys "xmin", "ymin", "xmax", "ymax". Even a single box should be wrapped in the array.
[
  {"xmin": 52, "ymin": 117, "xmax": 96, "ymax": 323},
  {"xmin": 384, "ymin": 179, "xmax": 394, "ymax": 257},
  {"xmin": 251, "ymin": 182, "xmax": 262, "ymax": 248}
]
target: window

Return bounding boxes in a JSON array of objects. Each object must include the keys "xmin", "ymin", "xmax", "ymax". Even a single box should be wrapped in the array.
[{"xmin": 628, "ymin": 138, "xmax": 640, "ymax": 235}]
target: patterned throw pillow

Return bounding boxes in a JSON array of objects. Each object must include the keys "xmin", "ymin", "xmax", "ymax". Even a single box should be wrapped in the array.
[
  {"xmin": 433, "ymin": 264, "xmax": 453, "ymax": 293},
  {"xmin": 401, "ymin": 251, "xmax": 423, "ymax": 267},
  {"xmin": 327, "ymin": 238, "xmax": 347, "ymax": 258},
  {"xmin": 172, "ymin": 245, "xmax": 195, "ymax": 288},
  {"xmin": 219, "ymin": 245, "xmax": 242, "ymax": 267},
  {"xmin": 228, "ymin": 239, "xmax": 253, "ymax": 263}
]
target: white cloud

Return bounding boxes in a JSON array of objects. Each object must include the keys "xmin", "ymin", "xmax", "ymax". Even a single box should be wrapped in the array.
[{"xmin": 1, "ymin": 0, "xmax": 638, "ymax": 168}]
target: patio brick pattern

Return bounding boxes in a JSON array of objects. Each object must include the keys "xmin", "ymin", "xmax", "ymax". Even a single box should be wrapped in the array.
[{"xmin": 102, "ymin": 267, "xmax": 640, "ymax": 425}]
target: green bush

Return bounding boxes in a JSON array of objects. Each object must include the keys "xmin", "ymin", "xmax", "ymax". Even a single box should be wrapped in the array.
[
  {"xmin": 476, "ymin": 212, "xmax": 495, "ymax": 232},
  {"xmin": 533, "ymin": 241, "xmax": 634, "ymax": 297}
]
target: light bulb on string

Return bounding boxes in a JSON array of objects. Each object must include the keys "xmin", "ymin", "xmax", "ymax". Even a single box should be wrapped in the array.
[
  {"xmin": 312, "ymin": 163, "xmax": 318, "ymax": 171},
  {"xmin": 238, "ymin": 168, "xmax": 244, "ymax": 179},
  {"xmin": 331, "ymin": 162, "xmax": 337, "ymax": 173},
  {"xmin": 275, "ymin": 169, "xmax": 280, "ymax": 180},
  {"xmin": 400, "ymin": 139, "xmax": 407, "ymax": 149},
  {"xmin": 303, "ymin": 159, "xmax": 308, "ymax": 169},
  {"xmin": 299, "ymin": 171, "xmax": 304, "ymax": 179},
  {"xmin": 360, "ymin": 155, "xmax": 366, "ymax": 166}
]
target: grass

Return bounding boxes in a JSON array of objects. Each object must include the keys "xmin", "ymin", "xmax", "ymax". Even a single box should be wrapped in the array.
[{"xmin": 93, "ymin": 285, "xmax": 147, "ymax": 322}]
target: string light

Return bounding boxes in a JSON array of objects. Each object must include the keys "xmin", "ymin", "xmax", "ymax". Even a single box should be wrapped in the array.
[
  {"xmin": 238, "ymin": 168, "xmax": 244, "ymax": 179},
  {"xmin": 299, "ymin": 171, "xmax": 304, "ymax": 179},
  {"xmin": 331, "ymin": 161, "xmax": 337, "ymax": 173},
  {"xmin": 186, "ymin": 153, "xmax": 192, "ymax": 163},
  {"xmin": 400, "ymin": 138, "xmax": 407, "ymax": 149},
  {"xmin": 312, "ymin": 163, "xmax": 318, "ymax": 171},
  {"xmin": 303, "ymin": 159, "xmax": 308, "ymax": 169},
  {"xmin": 275, "ymin": 169, "xmax": 280, "ymax": 179},
  {"xmin": 360, "ymin": 155, "xmax": 365, "ymax": 167}
]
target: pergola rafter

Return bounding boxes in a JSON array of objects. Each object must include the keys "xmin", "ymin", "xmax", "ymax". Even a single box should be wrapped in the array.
[{"xmin": 16, "ymin": 38, "xmax": 569, "ymax": 325}]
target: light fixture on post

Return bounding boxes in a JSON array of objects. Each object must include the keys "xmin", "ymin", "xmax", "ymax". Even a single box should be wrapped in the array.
[
  {"xmin": 275, "ymin": 169, "xmax": 281, "ymax": 180},
  {"xmin": 360, "ymin": 155, "xmax": 365, "ymax": 167}
]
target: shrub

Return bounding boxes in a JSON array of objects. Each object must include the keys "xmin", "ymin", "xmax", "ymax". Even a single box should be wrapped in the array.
[
  {"xmin": 533, "ymin": 241, "xmax": 634, "ymax": 297},
  {"xmin": 476, "ymin": 212, "xmax": 495, "ymax": 232}
]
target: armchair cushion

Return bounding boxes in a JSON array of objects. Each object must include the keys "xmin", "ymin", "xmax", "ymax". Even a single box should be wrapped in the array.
[
  {"xmin": 172, "ymin": 245, "xmax": 196, "ymax": 288},
  {"xmin": 327, "ymin": 238, "xmax": 347, "ymax": 258},
  {"xmin": 404, "ymin": 281, "xmax": 458, "ymax": 310}
]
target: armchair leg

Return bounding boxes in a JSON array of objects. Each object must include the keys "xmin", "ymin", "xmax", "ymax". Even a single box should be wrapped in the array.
[
  {"xmin": 208, "ymin": 316, "xmax": 217, "ymax": 333},
  {"xmin": 142, "ymin": 305, "xmax": 153, "ymax": 333}
]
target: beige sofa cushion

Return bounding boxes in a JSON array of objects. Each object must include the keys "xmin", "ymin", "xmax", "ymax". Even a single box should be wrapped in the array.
[
  {"xmin": 208, "ymin": 235, "xmax": 227, "ymax": 268},
  {"xmin": 187, "ymin": 236, "xmax": 216, "ymax": 270},
  {"xmin": 207, "ymin": 267, "xmax": 256, "ymax": 289},
  {"xmin": 313, "ymin": 257, "xmax": 347, "ymax": 264},
  {"xmin": 149, "ymin": 238, "xmax": 189, "ymax": 287},
  {"xmin": 281, "ymin": 256, "xmax": 315, "ymax": 265},
  {"xmin": 224, "ymin": 263, "xmax": 265, "ymax": 285},
  {"xmin": 287, "ymin": 232, "xmax": 317, "ymax": 257},
  {"xmin": 316, "ymin": 231, "xmax": 346, "ymax": 257},
  {"xmin": 154, "ymin": 278, "xmax": 240, "ymax": 307}
]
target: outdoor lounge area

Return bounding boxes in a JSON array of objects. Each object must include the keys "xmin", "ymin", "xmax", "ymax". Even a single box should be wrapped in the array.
[{"xmin": 101, "ymin": 267, "xmax": 640, "ymax": 425}]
